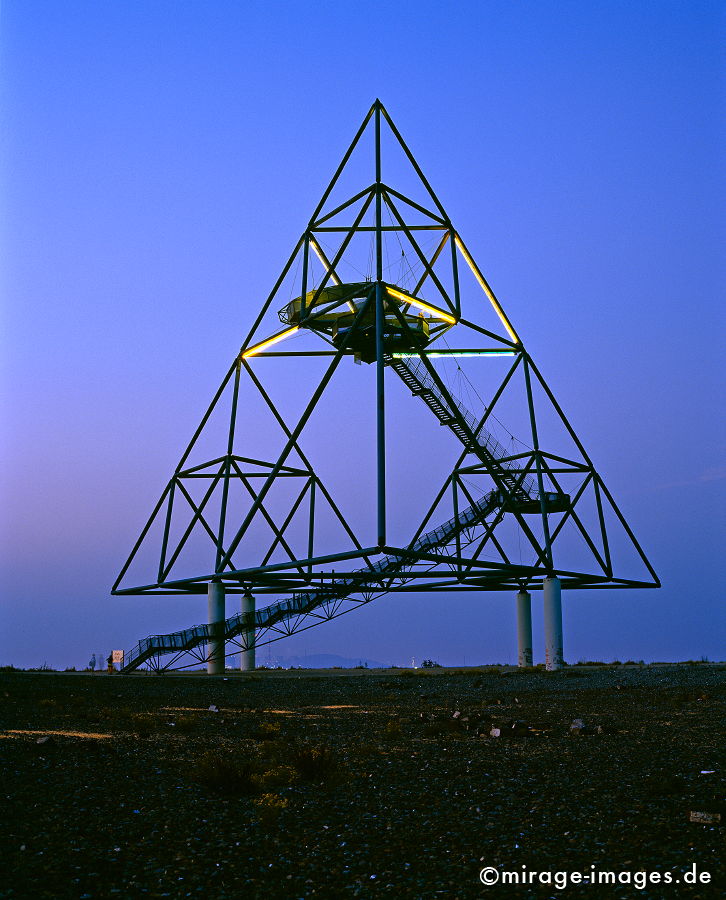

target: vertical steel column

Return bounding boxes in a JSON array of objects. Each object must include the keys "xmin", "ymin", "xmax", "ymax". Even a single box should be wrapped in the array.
[
  {"xmin": 516, "ymin": 590, "xmax": 533, "ymax": 667},
  {"xmin": 543, "ymin": 576, "xmax": 563, "ymax": 671},
  {"xmin": 374, "ymin": 101, "xmax": 386, "ymax": 547},
  {"xmin": 215, "ymin": 361, "xmax": 241, "ymax": 573},
  {"xmin": 300, "ymin": 236, "xmax": 310, "ymax": 318},
  {"xmin": 523, "ymin": 356, "xmax": 553, "ymax": 569},
  {"xmin": 207, "ymin": 581, "xmax": 225, "ymax": 675},
  {"xmin": 240, "ymin": 592, "xmax": 256, "ymax": 671}
]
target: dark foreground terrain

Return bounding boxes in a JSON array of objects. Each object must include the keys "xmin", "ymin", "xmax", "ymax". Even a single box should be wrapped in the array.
[{"xmin": 1, "ymin": 665, "xmax": 724, "ymax": 899}]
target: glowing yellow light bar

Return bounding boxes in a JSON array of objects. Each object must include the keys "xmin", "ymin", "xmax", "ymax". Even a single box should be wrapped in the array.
[
  {"xmin": 242, "ymin": 326, "xmax": 298, "ymax": 358},
  {"xmin": 309, "ymin": 238, "xmax": 356, "ymax": 312},
  {"xmin": 386, "ymin": 287, "xmax": 457, "ymax": 325},
  {"xmin": 309, "ymin": 239, "xmax": 341, "ymax": 286},
  {"xmin": 454, "ymin": 235, "xmax": 520, "ymax": 344}
]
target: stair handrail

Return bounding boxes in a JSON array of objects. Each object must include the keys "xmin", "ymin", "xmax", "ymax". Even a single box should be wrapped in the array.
[
  {"xmin": 121, "ymin": 491, "xmax": 500, "ymax": 668},
  {"xmin": 396, "ymin": 357, "xmax": 537, "ymax": 498}
]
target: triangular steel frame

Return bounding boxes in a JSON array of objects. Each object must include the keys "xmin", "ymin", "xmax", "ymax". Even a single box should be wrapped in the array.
[{"xmin": 113, "ymin": 101, "xmax": 658, "ymax": 669}]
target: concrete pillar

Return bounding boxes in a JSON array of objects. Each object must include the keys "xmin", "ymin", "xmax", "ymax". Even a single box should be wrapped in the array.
[
  {"xmin": 207, "ymin": 582, "xmax": 225, "ymax": 675},
  {"xmin": 543, "ymin": 575, "xmax": 563, "ymax": 671},
  {"xmin": 516, "ymin": 590, "xmax": 533, "ymax": 667},
  {"xmin": 240, "ymin": 592, "xmax": 256, "ymax": 672}
]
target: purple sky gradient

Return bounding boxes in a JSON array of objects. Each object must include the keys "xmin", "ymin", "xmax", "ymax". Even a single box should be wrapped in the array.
[{"xmin": 2, "ymin": 1, "xmax": 724, "ymax": 668}]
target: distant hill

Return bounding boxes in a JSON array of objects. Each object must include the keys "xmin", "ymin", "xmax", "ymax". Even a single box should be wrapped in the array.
[{"xmin": 264, "ymin": 652, "xmax": 391, "ymax": 670}]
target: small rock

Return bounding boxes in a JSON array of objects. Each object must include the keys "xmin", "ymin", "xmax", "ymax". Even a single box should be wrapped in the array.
[
  {"xmin": 36, "ymin": 735, "xmax": 53, "ymax": 746},
  {"xmin": 689, "ymin": 811, "xmax": 721, "ymax": 824},
  {"xmin": 208, "ymin": 705, "xmax": 219, "ymax": 713},
  {"xmin": 489, "ymin": 727, "xmax": 501, "ymax": 738}
]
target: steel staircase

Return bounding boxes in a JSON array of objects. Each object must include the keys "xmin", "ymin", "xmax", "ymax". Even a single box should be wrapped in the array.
[
  {"xmin": 120, "ymin": 490, "xmax": 500, "ymax": 672},
  {"xmin": 120, "ymin": 355, "xmax": 564, "ymax": 672},
  {"xmin": 387, "ymin": 355, "xmax": 536, "ymax": 501}
]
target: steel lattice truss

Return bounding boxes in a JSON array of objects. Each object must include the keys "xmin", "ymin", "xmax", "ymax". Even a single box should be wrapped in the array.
[{"xmin": 113, "ymin": 101, "xmax": 658, "ymax": 671}]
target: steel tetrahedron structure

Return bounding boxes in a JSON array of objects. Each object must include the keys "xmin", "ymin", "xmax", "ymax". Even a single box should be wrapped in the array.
[{"xmin": 114, "ymin": 100, "xmax": 659, "ymax": 673}]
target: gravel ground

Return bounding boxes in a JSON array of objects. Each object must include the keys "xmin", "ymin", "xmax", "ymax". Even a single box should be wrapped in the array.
[{"xmin": 0, "ymin": 665, "xmax": 724, "ymax": 899}]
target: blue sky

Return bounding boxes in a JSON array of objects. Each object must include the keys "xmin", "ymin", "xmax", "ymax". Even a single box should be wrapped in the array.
[{"xmin": 1, "ymin": 0, "xmax": 724, "ymax": 667}]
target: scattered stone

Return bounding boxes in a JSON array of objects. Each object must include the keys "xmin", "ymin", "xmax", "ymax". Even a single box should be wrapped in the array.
[
  {"xmin": 570, "ymin": 718, "xmax": 604, "ymax": 735},
  {"xmin": 1, "ymin": 664, "xmax": 722, "ymax": 897},
  {"xmin": 689, "ymin": 811, "xmax": 721, "ymax": 825},
  {"xmin": 510, "ymin": 720, "xmax": 530, "ymax": 737}
]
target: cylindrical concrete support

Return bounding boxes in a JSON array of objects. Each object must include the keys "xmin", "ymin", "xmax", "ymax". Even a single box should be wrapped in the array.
[
  {"xmin": 207, "ymin": 582, "xmax": 225, "ymax": 675},
  {"xmin": 516, "ymin": 590, "xmax": 533, "ymax": 667},
  {"xmin": 240, "ymin": 592, "xmax": 256, "ymax": 672},
  {"xmin": 543, "ymin": 576, "xmax": 563, "ymax": 671}
]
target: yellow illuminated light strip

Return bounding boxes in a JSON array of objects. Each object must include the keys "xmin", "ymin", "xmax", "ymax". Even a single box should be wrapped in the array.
[
  {"xmin": 242, "ymin": 326, "xmax": 299, "ymax": 358},
  {"xmin": 309, "ymin": 238, "xmax": 356, "ymax": 313},
  {"xmin": 454, "ymin": 235, "xmax": 520, "ymax": 344},
  {"xmin": 385, "ymin": 287, "xmax": 457, "ymax": 325},
  {"xmin": 309, "ymin": 238, "xmax": 341, "ymax": 286}
]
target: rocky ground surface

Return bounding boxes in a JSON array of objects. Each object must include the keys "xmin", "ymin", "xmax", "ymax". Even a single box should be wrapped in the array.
[{"xmin": 0, "ymin": 664, "xmax": 724, "ymax": 899}]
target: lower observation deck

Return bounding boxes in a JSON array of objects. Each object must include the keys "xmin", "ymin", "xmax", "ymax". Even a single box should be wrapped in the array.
[{"xmin": 279, "ymin": 281, "xmax": 454, "ymax": 363}]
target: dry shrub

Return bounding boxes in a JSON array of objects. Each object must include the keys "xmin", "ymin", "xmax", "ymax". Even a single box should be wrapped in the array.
[
  {"xmin": 290, "ymin": 744, "xmax": 342, "ymax": 784},
  {"xmin": 252, "ymin": 721, "xmax": 282, "ymax": 740},
  {"xmin": 258, "ymin": 740, "xmax": 281, "ymax": 760},
  {"xmin": 130, "ymin": 713, "xmax": 153, "ymax": 738},
  {"xmin": 254, "ymin": 793, "xmax": 288, "ymax": 826},
  {"xmin": 191, "ymin": 751, "xmax": 256, "ymax": 796},
  {"xmin": 253, "ymin": 765, "xmax": 298, "ymax": 790},
  {"xmin": 383, "ymin": 720, "xmax": 402, "ymax": 740}
]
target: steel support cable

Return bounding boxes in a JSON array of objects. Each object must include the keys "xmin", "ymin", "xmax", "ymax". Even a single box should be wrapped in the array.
[
  {"xmin": 384, "ymin": 200, "xmax": 417, "ymax": 289},
  {"xmin": 459, "ymin": 358, "xmax": 528, "ymax": 450},
  {"xmin": 317, "ymin": 236, "xmax": 370, "ymax": 282}
]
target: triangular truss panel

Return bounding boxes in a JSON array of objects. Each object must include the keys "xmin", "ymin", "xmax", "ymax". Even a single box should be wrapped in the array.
[{"xmin": 114, "ymin": 101, "xmax": 658, "ymax": 669}]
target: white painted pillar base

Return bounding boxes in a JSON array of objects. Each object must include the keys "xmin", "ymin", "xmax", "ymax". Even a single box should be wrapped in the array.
[
  {"xmin": 543, "ymin": 576, "xmax": 563, "ymax": 671},
  {"xmin": 516, "ymin": 590, "xmax": 533, "ymax": 667},
  {"xmin": 240, "ymin": 592, "xmax": 256, "ymax": 671},
  {"xmin": 207, "ymin": 582, "xmax": 225, "ymax": 675}
]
